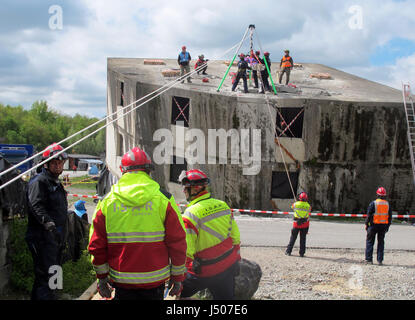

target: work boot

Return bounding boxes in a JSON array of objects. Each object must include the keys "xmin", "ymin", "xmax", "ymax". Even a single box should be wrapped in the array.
[
  {"xmin": 202, "ymin": 72, "xmax": 207, "ymax": 75},
  {"xmin": 378, "ymin": 261, "xmax": 383, "ymax": 266},
  {"xmin": 285, "ymin": 251, "xmax": 291, "ymax": 256},
  {"xmin": 299, "ymin": 254, "xmax": 305, "ymax": 257},
  {"xmin": 363, "ymin": 260, "xmax": 373, "ymax": 265}
]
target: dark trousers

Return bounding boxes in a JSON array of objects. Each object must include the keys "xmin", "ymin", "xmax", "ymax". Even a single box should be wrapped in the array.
[
  {"xmin": 259, "ymin": 70, "xmax": 270, "ymax": 92},
  {"xmin": 181, "ymin": 262, "xmax": 239, "ymax": 300},
  {"xmin": 279, "ymin": 67, "xmax": 291, "ymax": 85},
  {"xmin": 232, "ymin": 73, "xmax": 248, "ymax": 93},
  {"xmin": 197, "ymin": 66, "xmax": 208, "ymax": 74},
  {"xmin": 365, "ymin": 225, "xmax": 388, "ymax": 262},
  {"xmin": 113, "ymin": 284, "xmax": 165, "ymax": 300},
  {"xmin": 252, "ymin": 70, "xmax": 259, "ymax": 88},
  {"xmin": 26, "ymin": 232, "xmax": 62, "ymax": 300},
  {"xmin": 286, "ymin": 227, "xmax": 308, "ymax": 255}
]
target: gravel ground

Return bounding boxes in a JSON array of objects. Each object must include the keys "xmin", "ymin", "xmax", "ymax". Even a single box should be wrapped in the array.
[{"xmin": 241, "ymin": 246, "xmax": 415, "ymax": 300}]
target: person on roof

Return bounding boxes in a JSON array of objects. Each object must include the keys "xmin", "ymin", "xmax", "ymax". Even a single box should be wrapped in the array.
[
  {"xmin": 88, "ymin": 147, "xmax": 187, "ymax": 300},
  {"xmin": 285, "ymin": 192, "xmax": 311, "ymax": 257},
  {"xmin": 258, "ymin": 51, "xmax": 272, "ymax": 93},
  {"xmin": 249, "ymin": 50, "xmax": 260, "ymax": 89},
  {"xmin": 231, "ymin": 53, "xmax": 251, "ymax": 94},
  {"xmin": 178, "ymin": 45, "xmax": 192, "ymax": 84},
  {"xmin": 25, "ymin": 143, "xmax": 68, "ymax": 300},
  {"xmin": 178, "ymin": 169, "xmax": 241, "ymax": 300},
  {"xmin": 195, "ymin": 54, "xmax": 208, "ymax": 75},
  {"xmin": 279, "ymin": 49, "xmax": 293, "ymax": 85},
  {"xmin": 364, "ymin": 187, "xmax": 392, "ymax": 265}
]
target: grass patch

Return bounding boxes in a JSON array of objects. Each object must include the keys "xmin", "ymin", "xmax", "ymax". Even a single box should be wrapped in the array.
[{"xmin": 9, "ymin": 217, "xmax": 95, "ymax": 299}]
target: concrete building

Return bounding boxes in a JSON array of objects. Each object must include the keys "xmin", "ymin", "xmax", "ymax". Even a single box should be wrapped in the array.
[{"xmin": 105, "ymin": 57, "xmax": 415, "ymax": 214}]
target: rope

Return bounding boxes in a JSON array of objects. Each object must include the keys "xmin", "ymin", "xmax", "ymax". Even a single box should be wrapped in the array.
[
  {"xmin": 0, "ymin": 40, "xmax": 247, "ymax": 191},
  {"xmin": 253, "ymin": 32, "xmax": 297, "ymax": 201}
]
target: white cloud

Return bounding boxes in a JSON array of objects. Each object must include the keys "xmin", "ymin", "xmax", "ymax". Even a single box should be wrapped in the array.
[{"xmin": 1, "ymin": 0, "xmax": 415, "ymax": 117}]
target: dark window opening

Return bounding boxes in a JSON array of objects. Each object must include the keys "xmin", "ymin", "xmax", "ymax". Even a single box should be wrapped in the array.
[
  {"xmin": 117, "ymin": 133, "xmax": 124, "ymax": 156},
  {"xmin": 120, "ymin": 81, "xmax": 124, "ymax": 106},
  {"xmin": 170, "ymin": 156, "xmax": 187, "ymax": 183},
  {"xmin": 271, "ymin": 171, "xmax": 299, "ymax": 199},
  {"xmin": 276, "ymin": 107, "xmax": 304, "ymax": 138},
  {"xmin": 171, "ymin": 96, "xmax": 190, "ymax": 127}
]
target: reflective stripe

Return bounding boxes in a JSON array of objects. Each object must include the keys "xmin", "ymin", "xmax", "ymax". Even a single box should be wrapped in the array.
[
  {"xmin": 200, "ymin": 209, "xmax": 231, "ymax": 223},
  {"xmin": 183, "ymin": 211, "xmax": 201, "ymax": 226},
  {"xmin": 108, "ymin": 236, "xmax": 164, "ymax": 243},
  {"xmin": 94, "ymin": 263, "xmax": 109, "ymax": 275},
  {"xmin": 107, "ymin": 231, "xmax": 165, "ymax": 237},
  {"xmin": 109, "ymin": 266, "xmax": 170, "ymax": 284},
  {"xmin": 171, "ymin": 264, "xmax": 186, "ymax": 275},
  {"xmin": 186, "ymin": 228, "xmax": 197, "ymax": 235},
  {"xmin": 200, "ymin": 224, "xmax": 225, "ymax": 242}
]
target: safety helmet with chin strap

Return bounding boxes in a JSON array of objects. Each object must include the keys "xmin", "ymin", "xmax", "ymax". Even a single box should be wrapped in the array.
[
  {"xmin": 42, "ymin": 143, "xmax": 68, "ymax": 162},
  {"xmin": 178, "ymin": 169, "xmax": 210, "ymax": 199}
]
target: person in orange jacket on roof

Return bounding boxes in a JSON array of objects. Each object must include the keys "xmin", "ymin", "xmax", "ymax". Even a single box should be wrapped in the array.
[{"xmin": 279, "ymin": 49, "xmax": 293, "ymax": 85}]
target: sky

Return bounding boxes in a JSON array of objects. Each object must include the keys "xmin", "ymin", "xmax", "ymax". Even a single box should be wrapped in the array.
[{"xmin": 0, "ymin": 0, "xmax": 414, "ymax": 118}]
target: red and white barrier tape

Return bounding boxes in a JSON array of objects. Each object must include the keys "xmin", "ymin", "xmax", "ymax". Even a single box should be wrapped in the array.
[{"xmin": 67, "ymin": 193, "xmax": 415, "ymax": 218}]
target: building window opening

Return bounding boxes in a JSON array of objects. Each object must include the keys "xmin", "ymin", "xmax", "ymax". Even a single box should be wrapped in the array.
[
  {"xmin": 117, "ymin": 133, "xmax": 124, "ymax": 156},
  {"xmin": 120, "ymin": 81, "xmax": 124, "ymax": 107},
  {"xmin": 171, "ymin": 96, "xmax": 190, "ymax": 127},
  {"xmin": 271, "ymin": 171, "xmax": 299, "ymax": 199},
  {"xmin": 276, "ymin": 107, "xmax": 304, "ymax": 138},
  {"xmin": 170, "ymin": 156, "xmax": 187, "ymax": 183}
]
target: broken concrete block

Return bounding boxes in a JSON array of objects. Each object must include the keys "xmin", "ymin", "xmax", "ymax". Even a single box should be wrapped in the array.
[
  {"xmin": 161, "ymin": 69, "xmax": 180, "ymax": 77},
  {"xmin": 275, "ymin": 84, "xmax": 300, "ymax": 94},
  {"xmin": 310, "ymin": 73, "xmax": 332, "ymax": 79},
  {"xmin": 293, "ymin": 63, "xmax": 303, "ymax": 68},
  {"xmin": 144, "ymin": 59, "xmax": 166, "ymax": 65},
  {"xmin": 224, "ymin": 60, "xmax": 238, "ymax": 66}
]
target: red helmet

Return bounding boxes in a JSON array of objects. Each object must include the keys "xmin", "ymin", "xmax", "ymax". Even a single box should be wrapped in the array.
[
  {"xmin": 255, "ymin": 50, "xmax": 260, "ymax": 55},
  {"xmin": 239, "ymin": 53, "xmax": 245, "ymax": 58},
  {"xmin": 202, "ymin": 78, "xmax": 209, "ymax": 83},
  {"xmin": 178, "ymin": 169, "xmax": 210, "ymax": 187},
  {"xmin": 264, "ymin": 51, "xmax": 270, "ymax": 56},
  {"xmin": 182, "ymin": 45, "xmax": 186, "ymax": 50},
  {"xmin": 376, "ymin": 187, "xmax": 386, "ymax": 197},
  {"xmin": 120, "ymin": 147, "xmax": 154, "ymax": 173},
  {"xmin": 298, "ymin": 192, "xmax": 308, "ymax": 202},
  {"xmin": 42, "ymin": 143, "xmax": 68, "ymax": 161}
]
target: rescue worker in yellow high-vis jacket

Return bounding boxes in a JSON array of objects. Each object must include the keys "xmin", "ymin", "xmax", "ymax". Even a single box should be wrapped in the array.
[
  {"xmin": 178, "ymin": 170, "xmax": 241, "ymax": 300},
  {"xmin": 364, "ymin": 187, "xmax": 392, "ymax": 265},
  {"xmin": 88, "ymin": 147, "xmax": 187, "ymax": 300}
]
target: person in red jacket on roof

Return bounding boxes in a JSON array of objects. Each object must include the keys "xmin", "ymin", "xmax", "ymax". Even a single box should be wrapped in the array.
[{"xmin": 88, "ymin": 147, "xmax": 187, "ymax": 300}]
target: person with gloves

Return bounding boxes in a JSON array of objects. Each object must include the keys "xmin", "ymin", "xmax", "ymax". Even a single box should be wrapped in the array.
[
  {"xmin": 88, "ymin": 147, "xmax": 187, "ymax": 300},
  {"xmin": 178, "ymin": 169, "xmax": 241, "ymax": 300},
  {"xmin": 25, "ymin": 143, "xmax": 68, "ymax": 300}
]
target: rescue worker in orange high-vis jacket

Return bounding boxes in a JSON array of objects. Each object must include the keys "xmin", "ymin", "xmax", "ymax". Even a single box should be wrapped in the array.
[
  {"xmin": 88, "ymin": 147, "xmax": 187, "ymax": 300},
  {"xmin": 279, "ymin": 49, "xmax": 293, "ymax": 85},
  {"xmin": 178, "ymin": 170, "xmax": 241, "ymax": 300},
  {"xmin": 364, "ymin": 187, "xmax": 392, "ymax": 265}
]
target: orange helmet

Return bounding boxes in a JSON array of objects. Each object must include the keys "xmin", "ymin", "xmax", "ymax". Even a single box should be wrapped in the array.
[
  {"xmin": 376, "ymin": 187, "xmax": 386, "ymax": 197},
  {"xmin": 120, "ymin": 147, "xmax": 154, "ymax": 173}
]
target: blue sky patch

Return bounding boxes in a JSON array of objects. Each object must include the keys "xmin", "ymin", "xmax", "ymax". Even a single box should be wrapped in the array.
[{"xmin": 370, "ymin": 37, "xmax": 415, "ymax": 66}]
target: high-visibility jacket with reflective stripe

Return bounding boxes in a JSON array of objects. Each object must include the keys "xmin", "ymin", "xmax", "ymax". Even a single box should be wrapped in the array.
[
  {"xmin": 182, "ymin": 192, "xmax": 241, "ymax": 277},
  {"xmin": 292, "ymin": 201, "xmax": 311, "ymax": 229},
  {"xmin": 373, "ymin": 199, "xmax": 389, "ymax": 224},
  {"xmin": 88, "ymin": 171, "xmax": 187, "ymax": 289}
]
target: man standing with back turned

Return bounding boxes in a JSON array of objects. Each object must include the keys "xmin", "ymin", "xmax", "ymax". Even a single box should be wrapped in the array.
[
  {"xmin": 285, "ymin": 192, "xmax": 311, "ymax": 257},
  {"xmin": 88, "ymin": 147, "xmax": 187, "ymax": 300},
  {"xmin": 364, "ymin": 187, "xmax": 392, "ymax": 265}
]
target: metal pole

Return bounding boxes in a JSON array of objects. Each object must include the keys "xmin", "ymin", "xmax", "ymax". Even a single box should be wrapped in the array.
[{"xmin": 217, "ymin": 26, "xmax": 250, "ymax": 92}]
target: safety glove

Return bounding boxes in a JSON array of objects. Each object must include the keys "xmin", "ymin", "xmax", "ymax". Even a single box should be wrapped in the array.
[
  {"xmin": 168, "ymin": 280, "xmax": 183, "ymax": 298},
  {"xmin": 44, "ymin": 221, "xmax": 61, "ymax": 244},
  {"xmin": 97, "ymin": 277, "xmax": 113, "ymax": 299}
]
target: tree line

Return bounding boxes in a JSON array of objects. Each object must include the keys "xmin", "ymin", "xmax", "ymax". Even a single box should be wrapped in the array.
[{"xmin": 0, "ymin": 101, "xmax": 106, "ymax": 156}]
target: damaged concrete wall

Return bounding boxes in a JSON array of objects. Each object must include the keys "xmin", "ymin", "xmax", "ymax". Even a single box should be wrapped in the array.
[
  {"xmin": 107, "ymin": 69, "xmax": 415, "ymax": 214},
  {"xmin": 303, "ymin": 100, "xmax": 414, "ymax": 213}
]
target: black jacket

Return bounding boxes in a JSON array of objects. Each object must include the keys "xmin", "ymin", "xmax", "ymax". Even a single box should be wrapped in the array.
[
  {"xmin": 61, "ymin": 210, "xmax": 90, "ymax": 263},
  {"xmin": 365, "ymin": 199, "xmax": 392, "ymax": 227},
  {"xmin": 237, "ymin": 59, "xmax": 251, "ymax": 74},
  {"xmin": 26, "ymin": 168, "xmax": 68, "ymax": 235}
]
